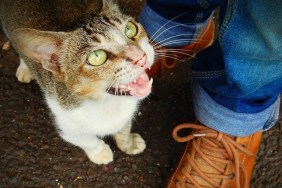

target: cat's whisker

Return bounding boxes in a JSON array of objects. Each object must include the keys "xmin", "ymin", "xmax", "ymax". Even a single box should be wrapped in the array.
[
  {"xmin": 106, "ymin": 80, "xmax": 116, "ymax": 94},
  {"xmin": 154, "ymin": 53, "xmax": 187, "ymax": 63},
  {"xmin": 155, "ymin": 54, "xmax": 173, "ymax": 60},
  {"xmin": 149, "ymin": 12, "xmax": 189, "ymax": 43},
  {"xmin": 154, "ymin": 39, "xmax": 205, "ymax": 50},
  {"xmin": 121, "ymin": 0, "xmax": 130, "ymax": 14},
  {"xmin": 150, "ymin": 24, "xmax": 196, "ymax": 45},
  {"xmin": 152, "ymin": 43, "xmax": 162, "ymax": 50},
  {"xmin": 155, "ymin": 51, "xmax": 188, "ymax": 55},
  {"xmin": 155, "ymin": 50, "xmax": 195, "ymax": 59},
  {"xmin": 156, "ymin": 48, "xmax": 194, "ymax": 54},
  {"xmin": 152, "ymin": 33, "xmax": 197, "ymax": 48},
  {"xmin": 155, "ymin": 48, "xmax": 195, "ymax": 53},
  {"xmin": 155, "ymin": 55, "xmax": 189, "ymax": 63},
  {"xmin": 151, "ymin": 42, "xmax": 167, "ymax": 51},
  {"xmin": 153, "ymin": 37, "xmax": 206, "ymax": 50}
]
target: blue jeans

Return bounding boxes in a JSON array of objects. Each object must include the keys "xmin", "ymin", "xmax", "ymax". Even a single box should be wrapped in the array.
[{"xmin": 140, "ymin": 0, "xmax": 282, "ymax": 137}]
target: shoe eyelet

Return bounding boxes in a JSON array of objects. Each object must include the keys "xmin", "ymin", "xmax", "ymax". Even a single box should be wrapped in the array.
[{"xmin": 231, "ymin": 173, "xmax": 235, "ymax": 180}]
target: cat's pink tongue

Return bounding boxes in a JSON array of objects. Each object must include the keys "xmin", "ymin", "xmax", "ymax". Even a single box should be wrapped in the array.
[{"xmin": 129, "ymin": 73, "xmax": 153, "ymax": 97}]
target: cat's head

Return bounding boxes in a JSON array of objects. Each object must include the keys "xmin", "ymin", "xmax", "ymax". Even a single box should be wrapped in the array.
[{"xmin": 12, "ymin": 0, "xmax": 154, "ymax": 100}]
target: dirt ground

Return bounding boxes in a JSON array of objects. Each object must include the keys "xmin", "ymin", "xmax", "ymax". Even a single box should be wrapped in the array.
[{"xmin": 0, "ymin": 1, "xmax": 281, "ymax": 188}]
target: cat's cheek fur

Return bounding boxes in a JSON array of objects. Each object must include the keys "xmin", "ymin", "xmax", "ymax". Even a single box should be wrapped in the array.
[{"xmin": 68, "ymin": 80, "xmax": 108, "ymax": 99}]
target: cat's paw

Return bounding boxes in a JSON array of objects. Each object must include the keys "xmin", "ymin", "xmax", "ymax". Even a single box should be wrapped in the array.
[
  {"xmin": 2, "ymin": 41, "xmax": 10, "ymax": 50},
  {"xmin": 116, "ymin": 133, "xmax": 146, "ymax": 155},
  {"xmin": 87, "ymin": 143, "xmax": 113, "ymax": 165},
  {"xmin": 16, "ymin": 59, "xmax": 34, "ymax": 83}
]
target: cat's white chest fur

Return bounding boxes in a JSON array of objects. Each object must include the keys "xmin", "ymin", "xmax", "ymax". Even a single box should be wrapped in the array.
[
  {"xmin": 46, "ymin": 96, "xmax": 139, "ymax": 136},
  {"xmin": 45, "ymin": 95, "xmax": 145, "ymax": 164}
]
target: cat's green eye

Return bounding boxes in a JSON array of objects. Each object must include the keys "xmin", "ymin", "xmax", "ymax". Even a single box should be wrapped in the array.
[
  {"xmin": 125, "ymin": 21, "xmax": 138, "ymax": 38},
  {"xmin": 87, "ymin": 50, "xmax": 107, "ymax": 66}
]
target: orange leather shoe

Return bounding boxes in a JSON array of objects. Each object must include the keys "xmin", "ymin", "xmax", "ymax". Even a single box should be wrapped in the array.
[
  {"xmin": 147, "ymin": 12, "xmax": 216, "ymax": 77},
  {"xmin": 167, "ymin": 123, "xmax": 262, "ymax": 188}
]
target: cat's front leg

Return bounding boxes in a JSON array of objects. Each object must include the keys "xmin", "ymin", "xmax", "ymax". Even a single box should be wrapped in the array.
[
  {"xmin": 84, "ymin": 140, "xmax": 113, "ymax": 165},
  {"xmin": 60, "ymin": 132, "xmax": 113, "ymax": 165},
  {"xmin": 114, "ymin": 123, "xmax": 146, "ymax": 155},
  {"xmin": 16, "ymin": 58, "xmax": 34, "ymax": 83}
]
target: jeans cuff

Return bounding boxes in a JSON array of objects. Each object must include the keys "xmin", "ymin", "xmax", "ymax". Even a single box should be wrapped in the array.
[
  {"xmin": 192, "ymin": 81, "xmax": 280, "ymax": 137},
  {"xmin": 139, "ymin": 4, "xmax": 214, "ymax": 47}
]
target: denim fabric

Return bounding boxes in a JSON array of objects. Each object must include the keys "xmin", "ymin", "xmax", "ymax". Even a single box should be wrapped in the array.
[
  {"xmin": 139, "ymin": 1, "xmax": 215, "ymax": 47},
  {"xmin": 192, "ymin": 81, "xmax": 280, "ymax": 137},
  {"xmin": 140, "ymin": 0, "xmax": 282, "ymax": 136},
  {"xmin": 193, "ymin": 0, "xmax": 282, "ymax": 113},
  {"xmin": 146, "ymin": 0, "xmax": 217, "ymax": 23}
]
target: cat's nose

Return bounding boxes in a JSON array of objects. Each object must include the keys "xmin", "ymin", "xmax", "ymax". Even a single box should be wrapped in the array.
[{"xmin": 124, "ymin": 45, "xmax": 146, "ymax": 66}]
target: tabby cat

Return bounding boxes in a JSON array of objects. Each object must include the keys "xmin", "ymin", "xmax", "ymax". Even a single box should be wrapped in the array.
[{"xmin": 0, "ymin": 0, "xmax": 154, "ymax": 164}]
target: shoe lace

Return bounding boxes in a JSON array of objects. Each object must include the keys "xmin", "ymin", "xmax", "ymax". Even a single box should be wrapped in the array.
[{"xmin": 172, "ymin": 123, "xmax": 255, "ymax": 188}]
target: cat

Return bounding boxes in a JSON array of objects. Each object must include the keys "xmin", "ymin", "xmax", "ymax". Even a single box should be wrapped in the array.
[{"xmin": 0, "ymin": 0, "xmax": 154, "ymax": 165}]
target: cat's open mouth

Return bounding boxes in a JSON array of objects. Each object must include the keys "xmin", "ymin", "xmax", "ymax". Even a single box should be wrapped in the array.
[{"xmin": 107, "ymin": 72, "xmax": 153, "ymax": 97}]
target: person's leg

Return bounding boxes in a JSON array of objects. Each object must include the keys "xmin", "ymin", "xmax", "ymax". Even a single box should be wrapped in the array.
[
  {"xmin": 140, "ymin": 0, "xmax": 282, "ymax": 187},
  {"xmin": 192, "ymin": 0, "xmax": 282, "ymax": 137},
  {"xmin": 140, "ymin": 0, "xmax": 218, "ymax": 46},
  {"xmin": 140, "ymin": 0, "xmax": 221, "ymax": 75}
]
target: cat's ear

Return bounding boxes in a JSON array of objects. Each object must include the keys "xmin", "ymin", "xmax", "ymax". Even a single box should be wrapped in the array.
[
  {"xmin": 102, "ymin": 0, "xmax": 120, "ymax": 15},
  {"xmin": 12, "ymin": 28, "xmax": 66, "ymax": 74}
]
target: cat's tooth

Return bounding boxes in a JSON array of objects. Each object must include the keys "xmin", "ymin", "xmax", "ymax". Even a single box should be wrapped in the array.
[{"xmin": 146, "ymin": 78, "xmax": 153, "ymax": 87}]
